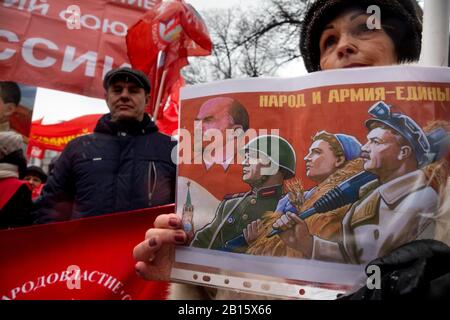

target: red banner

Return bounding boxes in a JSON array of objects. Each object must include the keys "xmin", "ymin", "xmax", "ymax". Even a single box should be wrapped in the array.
[
  {"xmin": 0, "ymin": 205, "xmax": 174, "ymax": 300},
  {"xmin": 126, "ymin": 0, "xmax": 212, "ymax": 120},
  {"xmin": 0, "ymin": 0, "xmax": 161, "ymax": 99},
  {"xmin": 27, "ymin": 114, "xmax": 102, "ymax": 157}
]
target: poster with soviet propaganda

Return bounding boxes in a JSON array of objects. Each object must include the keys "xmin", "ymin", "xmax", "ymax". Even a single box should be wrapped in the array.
[{"xmin": 172, "ymin": 66, "xmax": 450, "ymax": 299}]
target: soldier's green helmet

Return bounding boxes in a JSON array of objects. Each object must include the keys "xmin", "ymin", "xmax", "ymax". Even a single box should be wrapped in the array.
[{"xmin": 242, "ymin": 135, "xmax": 296, "ymax": 179}]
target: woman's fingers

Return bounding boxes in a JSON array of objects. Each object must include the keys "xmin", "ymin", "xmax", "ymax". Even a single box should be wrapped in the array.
[
  {"xmin": 134, "ymin": 252, "xmax": 172, "ymax": 282},
  {"xmin": 133, "ymin": 213, "xmax": 186, "ymax": 282},
  {"xmin": 134, "ymin": 228, "xmax": 187, "ymax": 262},
  {"xmin": 152, "ymin": 213, "xmax": 183, "ymax": 230}
]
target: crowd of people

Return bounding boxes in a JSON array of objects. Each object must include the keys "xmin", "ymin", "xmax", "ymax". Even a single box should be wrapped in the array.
[
  {"xmin": 0, "ymin": 81, "xmax": 48, "ymax": 228},
  {"xmin": 1, "ymin": 67, "xmax": 176, "ymax": 227},
  {"xmin": 0, "ymin": 0, "xmax": 449, "ymax": 300}
]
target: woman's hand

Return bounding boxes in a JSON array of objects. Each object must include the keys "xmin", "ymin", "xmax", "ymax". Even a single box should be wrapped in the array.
[{"xmin": 133, "ymin": 213, "xmax": 188, "ymax": 281}]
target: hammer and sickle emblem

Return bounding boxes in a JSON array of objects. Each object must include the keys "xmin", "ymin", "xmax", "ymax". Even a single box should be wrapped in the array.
[{"xmin": 159, "ymin": 18, "xmax": 182, "ymax": 43}]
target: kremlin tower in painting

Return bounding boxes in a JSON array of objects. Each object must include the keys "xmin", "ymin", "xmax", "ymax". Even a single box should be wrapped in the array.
[{"xmin": 182, "ymin": 181, "xmax": 194, "ymax": 240}]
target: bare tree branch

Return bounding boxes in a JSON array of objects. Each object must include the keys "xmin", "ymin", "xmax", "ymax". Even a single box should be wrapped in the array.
[{"xmin": 183, "ymin": 0, "xmax": 308, "ymax": 83}]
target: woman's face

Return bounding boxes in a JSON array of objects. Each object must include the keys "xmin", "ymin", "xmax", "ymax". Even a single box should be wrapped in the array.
[{"xmin": 319, "ymin": 9, "xmax": 398, "ymax": 70}]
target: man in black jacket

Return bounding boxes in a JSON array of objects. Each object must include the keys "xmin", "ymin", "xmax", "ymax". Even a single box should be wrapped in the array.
[{"xmin": 34, "ymin": 67, "xmax": 176, "ymax": 223}]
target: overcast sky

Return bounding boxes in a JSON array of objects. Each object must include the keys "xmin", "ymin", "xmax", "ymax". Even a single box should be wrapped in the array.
[
  {"xmin": 32, "ymin": 0, "xmax": 306, "ymax": 124},
  {"xmin": 186, "ymin": 0, "xmax": 259, "ymax": 10}
]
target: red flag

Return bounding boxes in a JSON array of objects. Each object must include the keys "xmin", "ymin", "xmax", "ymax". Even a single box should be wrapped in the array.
[
  {"xmin": 156, "ymin": 76, "xmax": 184, "ymax": 135},
  {"xmin": 126, "ymin": 0, "xmax": 212, "ymax": 121},
  {"xmin": 153, "ymin": 44, "xmax": 188, "ymax": 120},
  {"xmin": 126, "ymin": 0, "xmax": 211, "ymax": 72},
  {"xmin": 27, "ymin": 114, "xmax": 102, "ymax": 157}
]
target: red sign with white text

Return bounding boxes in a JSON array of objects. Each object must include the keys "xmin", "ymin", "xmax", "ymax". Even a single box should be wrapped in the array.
[
  {"xmin": 0, "ymin": 0, "xmax": 160, "ymax": 98},
  {"xmin": 0, "ymin": 205, "xmax": 173, "ymax": 300}
]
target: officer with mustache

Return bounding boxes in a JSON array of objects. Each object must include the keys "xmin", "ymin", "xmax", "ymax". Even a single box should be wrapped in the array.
[{"xmin": 274, "ymin": 101, "xmax": 439, "ymax": 264}]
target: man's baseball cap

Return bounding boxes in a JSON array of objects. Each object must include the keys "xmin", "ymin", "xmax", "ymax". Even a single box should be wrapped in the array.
[{"xmin": 103, "ymin": 67, "xmax": 151, "ymax": 93}]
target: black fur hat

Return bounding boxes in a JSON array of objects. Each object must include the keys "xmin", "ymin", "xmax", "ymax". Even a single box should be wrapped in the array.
[{"xmin": 300, "ymin": 0, "xmax": 423, "ymax": 72}]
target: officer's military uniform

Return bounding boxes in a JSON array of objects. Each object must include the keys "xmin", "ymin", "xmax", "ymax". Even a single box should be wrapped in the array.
[
  {"xmin": 190, "ymin": 134, "xmax": 297, "ymax": 253},
  {"xmin": 191, "ymin": 184, "xmax": 283, "ymax": 253}
]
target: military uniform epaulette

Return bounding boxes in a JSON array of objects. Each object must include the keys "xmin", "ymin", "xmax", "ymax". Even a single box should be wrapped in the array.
[
  {"xmin": 223, "ymin": 192, "xmax": 247, "ymax": 200},
  {"xmin": 358, "ymin": 179, "xmax": 380, "ymax": 199}
]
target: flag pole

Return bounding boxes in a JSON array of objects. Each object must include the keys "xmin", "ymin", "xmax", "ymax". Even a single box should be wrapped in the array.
[
  {"xmin": 150, "ymin": 51, "xmax": 165, "ymax": 120},
  {"xmin": 153, "ymin": 68, "xmax": 168, "ymax": 120},
  {"xmin": 420, "ymin": 0, "xmax": 450, "ymax": 66}
]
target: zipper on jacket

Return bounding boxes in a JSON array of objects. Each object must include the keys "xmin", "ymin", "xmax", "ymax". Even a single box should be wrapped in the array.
[{"xmin": 148, "ymin": 161, "xmax": 157, "ymax": 206}]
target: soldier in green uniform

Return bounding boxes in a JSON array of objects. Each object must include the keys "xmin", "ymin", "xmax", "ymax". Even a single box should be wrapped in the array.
[{"xmin": 190, "ymin": 135, "xmax": 296, "ymax": 253}]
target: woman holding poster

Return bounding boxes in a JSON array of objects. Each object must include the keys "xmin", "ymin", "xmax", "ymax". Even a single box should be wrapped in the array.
[{"xmin": 133, "ymin": 0, "xmax": 450, "ymax": 299}]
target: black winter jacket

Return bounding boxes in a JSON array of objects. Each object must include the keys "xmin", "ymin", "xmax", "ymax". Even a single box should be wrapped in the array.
[
  {"xmin": 340, "ymin": 240, "xmax": 450, "ymax": 300},
  {"xmin": 34, "ymin": 113, "xmax": 176, "ymax": 223}
]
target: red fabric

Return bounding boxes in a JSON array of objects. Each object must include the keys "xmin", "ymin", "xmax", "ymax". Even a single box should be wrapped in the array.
[
  {"xmin": 29, "ymin": 145, "xmax": 45, "ymax": 160},
  {"xmin": 0, "ymin": 0, "xmax": 161, "ymax": 99},
  {"xmin": 10, "ymin": 105, "xmax": 32, "ymax": 138},
  {"xmin": 0, "ymin": 178, "xmax": 29, "ymax": 210},
  {"xmin": 27, "ymin": 114, "xmax": 102, "ymax": 156},
  {"xmin": 0, "ymin": 204, "xmax": 174, "ymax": 300},
  {"xmin": 156, "ymin": 76, "xmax": 183, "ymax": 135},
  {"xmin": 31, "ymin": 183, "xmax": 44, "ymax": 201},
  {"xmin": 154, "ymin": 46, "xmax": 188, "ymax": 120},
  {"xmin": 126, "ymin": 0, "xmax": 212, "ymax": 75},
  {"xmin": 126, "ymin": 0, "xmax": 212, "ymax": 129}
]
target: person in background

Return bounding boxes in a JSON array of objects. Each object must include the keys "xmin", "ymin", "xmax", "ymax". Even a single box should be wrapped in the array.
[
  {"xmin": 0, "ymin": 81, "xmax": 29, "ymax": 149},
  {"xmin": 0, "ymin": 81, "xmax": 21, "ymax": 133},
  {"xmin": 0, "ymin": 131, "xmax": 33, "ymax": 229},
  {"xmin": 23, "ymin": 165, "xmax": 48, "ymax": 200},
  {"xmin": 33, "ymin": 67, "xmax": 176, "ymax": 223}
]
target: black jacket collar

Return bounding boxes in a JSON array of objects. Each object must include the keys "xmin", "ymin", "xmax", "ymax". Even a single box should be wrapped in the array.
[{"xmin": 94, "ymin": 113, "xmax": 158, "ymax": 136}]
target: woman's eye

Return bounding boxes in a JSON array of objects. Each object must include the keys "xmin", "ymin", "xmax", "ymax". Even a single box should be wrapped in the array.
[
  {"xmin": 323, "ymin": 36, "xmax": 337, "ymax": 49},
  {"xmin": 355, "ymin": 23, "xmax": 374, "ymax": 34}
]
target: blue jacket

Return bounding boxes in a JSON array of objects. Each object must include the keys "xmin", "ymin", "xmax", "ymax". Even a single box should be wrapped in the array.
[{"xmin": 34, "ymin": 113, "xmax": 176, "ymax": 223}]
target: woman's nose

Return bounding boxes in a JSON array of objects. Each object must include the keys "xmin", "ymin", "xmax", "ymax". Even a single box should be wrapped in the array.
[{"xmin": 336, "ymin": 34, "xmax": 358, "ymax": 59}]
